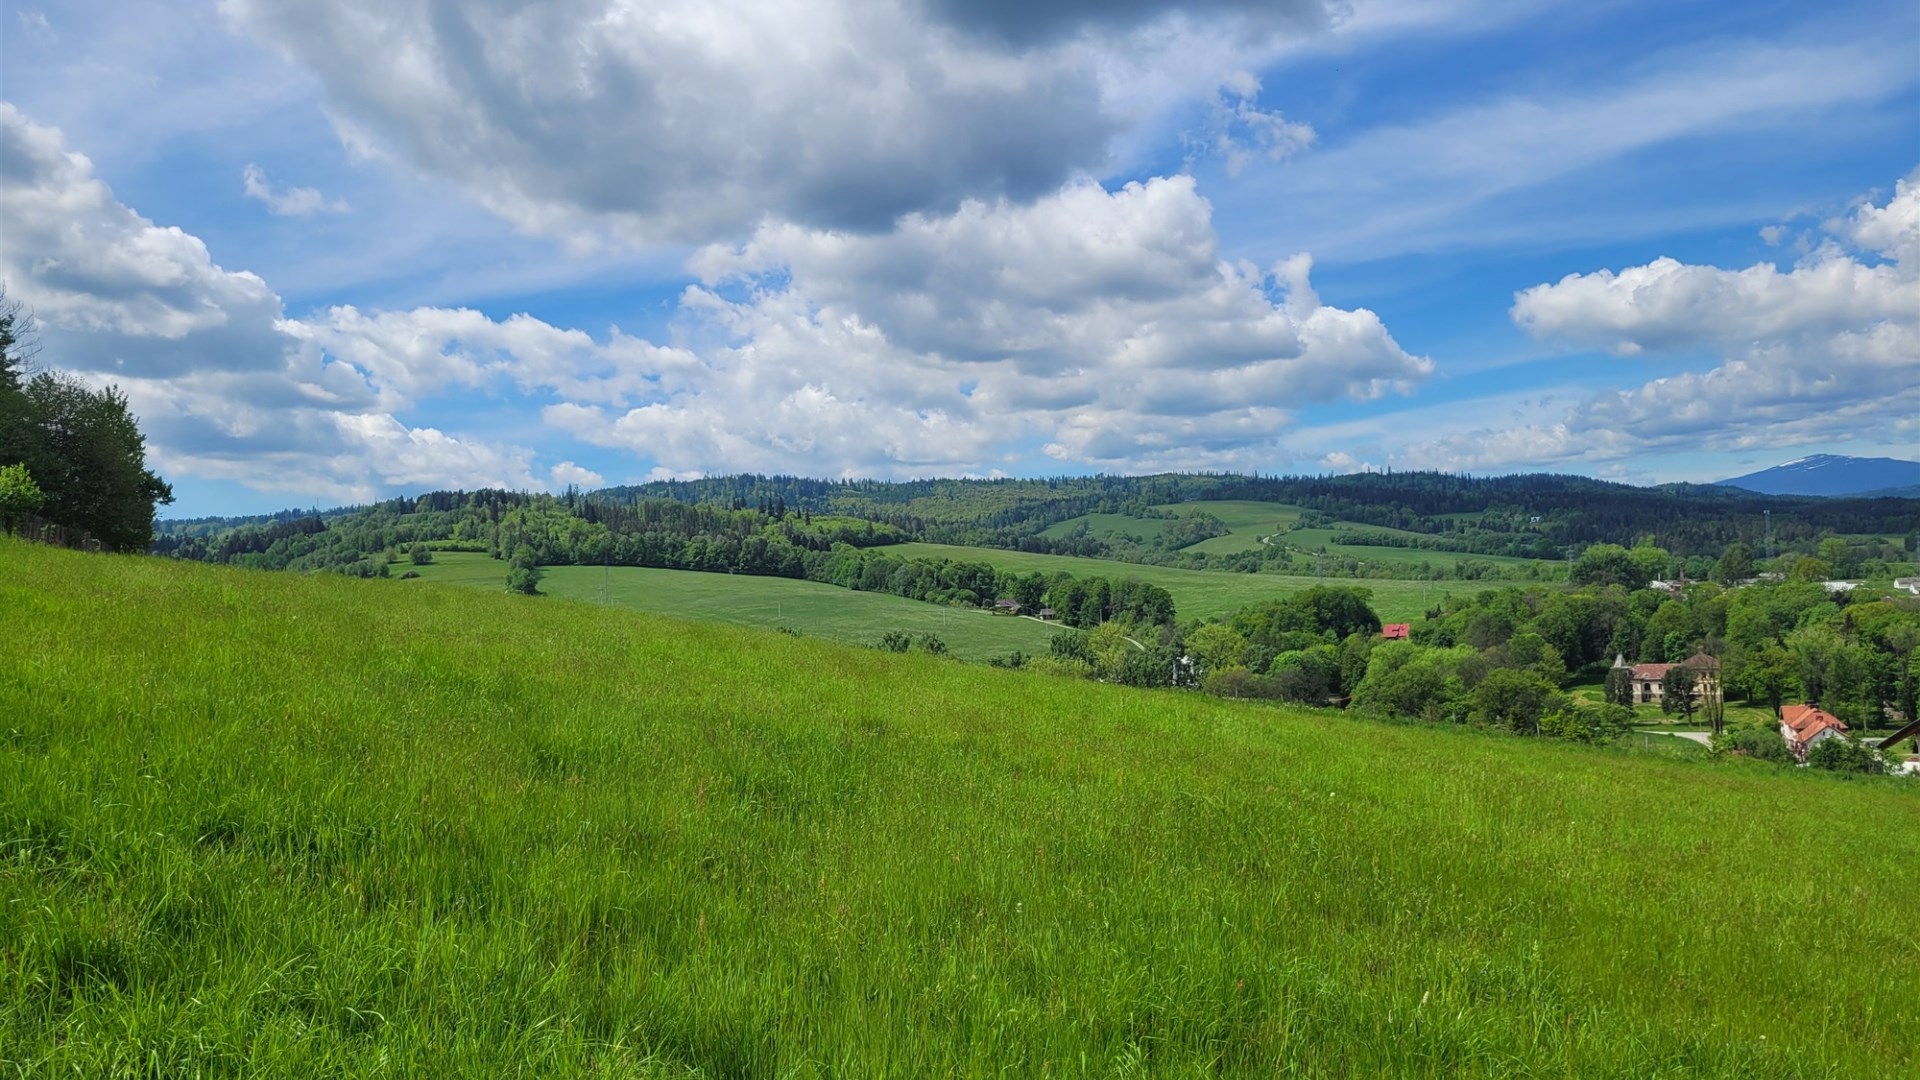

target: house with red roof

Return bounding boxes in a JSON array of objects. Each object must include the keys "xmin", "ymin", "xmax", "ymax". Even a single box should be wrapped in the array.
[
  {"xmin": 1380, "ymin": 623, "xmax": 1411, "ymax": 640},
  {"xmin": 1613, "ymin": 652, "xmax": 1721, "ymax": 705},
  {"xmin": 1780, "ymin": 704, "xmax": 1848, "ymax": 761}
]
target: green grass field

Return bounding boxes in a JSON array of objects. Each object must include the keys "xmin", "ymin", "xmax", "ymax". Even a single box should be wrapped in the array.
[
  {"xmin": 5, "ymin": 539, "xmax": 1919, "ymax": 1076},
  {"xmin": 1035, "ymin": 500, "xmax": 1552, "ymax": 571},
  {"xmin": 1038, "ymin": 511, "xmax": 1178, "ymax": 543},
  {"xmin": 405, "ymin": 552, "xmax": 1059, "ymax": 663},
  {"xmin": 886, "ymin": 541, "xmax": 1447, "ymax": 622}
]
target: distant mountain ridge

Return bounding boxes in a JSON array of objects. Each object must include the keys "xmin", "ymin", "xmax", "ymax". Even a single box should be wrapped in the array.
[{"xmin": 1718, "ymin": 454, "xmax": 1920, "ymax": 498}]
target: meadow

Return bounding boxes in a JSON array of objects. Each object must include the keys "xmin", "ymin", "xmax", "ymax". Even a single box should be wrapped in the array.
[
  {"xmin": 4, "ymin": 538, "xmax": 1918, "ymax": 1076},
  {"xmin": 406, "ymin": 552, "xmax": 1059, "ymax": 663},
  {"xmin": 1036, "ymin": 500, "xmax": 1551, "ymax": 572},
  {"xmin": 884, "ymin": 541, "xmax": 1450, "ymax": 622}
]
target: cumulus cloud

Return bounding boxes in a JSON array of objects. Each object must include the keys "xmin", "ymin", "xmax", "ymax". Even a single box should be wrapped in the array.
[
  {"xmin": 4, "ymin": 101, "xmax": 1433, "ymax": 495},
  {"xmin": 1400, "ymin": 171, "xmax": 1920, "ymax": 471},
  {"xmin": 241, "ymin": 163, "xmax": 349, "ymax": 216},
  {"xmin": 219, "ymin": 0, "xmax": 1347, "ymax": 244},
  {"xmin": 0, "ymin": 104, "xmax": 559, "ymax": 502},
  {"xmin": 553, "ymin": 176, "xmax": 1432, "ymax": 476}
]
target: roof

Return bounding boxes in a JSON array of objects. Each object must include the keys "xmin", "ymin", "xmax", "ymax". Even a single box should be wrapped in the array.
[
  {"xmin": 1679, "ymin": 653, "xmax": 1720, "ymax": 671},
  {"xmin": 1380, "ymin": 623, "xmax": 1411, "ymax": 639},
  {"xmin": 1630, "ymin": 663, "xmax": 1672, "ymax": 681},
  {"xmin": 1781, "ymin": 703, "xmax": 1847, "ymax": 743}
]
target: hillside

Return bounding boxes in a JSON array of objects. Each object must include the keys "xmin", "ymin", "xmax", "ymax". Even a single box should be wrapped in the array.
[
  {"xmin": 407, "ymin": 551, "xmax": 1061, "ymax": 662},
  {"xmin": 1719, "ymin": 454, "xmax": 1920, "ymax": 497},
  {"xmin": 4, "ymin": 538, "xmax": 1917, "ymax": 1076}
]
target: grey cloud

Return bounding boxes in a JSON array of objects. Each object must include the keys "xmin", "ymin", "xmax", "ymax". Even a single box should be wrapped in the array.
[
  {"xmin": 225, "ymin": 0, "xmax": 1121, "ymax": 242},
  {"xmin": 920, "ymin": 0, "xmax": 1333, "ymax": 47}
]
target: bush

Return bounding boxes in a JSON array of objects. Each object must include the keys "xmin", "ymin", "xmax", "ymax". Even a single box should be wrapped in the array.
[
  {"xmin": 875, "ymin": 631, "xmax": 911, "ymax": 653},
  {"xmin": 409, "ymin": 543, "xmax": 434, "ymax": 565},
  {"xmin": 1808, "ymin": 734, "xmax": 1885, "ymax": 775},
  {"xmin": 1714, "ymin": 723, "xmax": 1793, "ymax": 765}
]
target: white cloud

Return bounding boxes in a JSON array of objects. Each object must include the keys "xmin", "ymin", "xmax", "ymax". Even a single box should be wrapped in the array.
[
  {"xmin": 554, "ymin": 176, "xmax": 1431, "ymax": 476},
  {"xmin": 218, "ymin": 0, "xmax": 1350, "ymax": 244},
  {"xmin": 1399, "ymin": 171, "xmax": 1920, "ymax": 471},
  {"xmin": 1185, "ymin": 74, "xmax": 1316, "ymax": 176},
  {"xmin": 241, "ymin": 163, "xmax": 349, "ymax": 216},
  {"xmin": 0, "ymin": 103, "xmax": 558, "ymax": 503},
  {"xmin": 548, "ymin": 461, "xmax": 605, "ymax": 490}
]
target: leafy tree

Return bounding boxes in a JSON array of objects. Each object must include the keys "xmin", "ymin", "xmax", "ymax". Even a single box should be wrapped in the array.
[
  {"xmin": 1737, "ymin": 645, "xmax": 1796, "ymax": 717},
  {"xmin": 506, "ymin": 545, "xmax": 542, "ymax": 595},
  {"xmin": 7, "ymin": 374, "xmax": 173, "ymax": 551},
  {"xmin": 1807, "ymin": 733, "xmax": 1884, "ymax": 775},
  {"xmin": 1786, "ymin": 556, "xmax": 1832, "ymax": 583},
  {"xmin": 1049, "ymin": 631, "xmax": 1095, "ymax": 665},
  {"xmin": 409, "ymin": 543, "xmax": 434, "ymax": 565},
  {"xmin": 1627, "ymin": 541, "xmax": 1673, "ymax": 584},
  {"xmin": 1659, "ymin": 665, "xmax": 1699, "ymax": 724},
  {"xmin": 1571, "ymin": 544, "xmax": 1640, "ymax": 589},
  {"xmin": 1712, "ymin": 542, "xmax": 1754, "ymax": 586},
  {"xmin": 1185, "ymin": 622, "xmax": 1249, "ymax": 675},
  {"xmin": 0, "ymin": 462, "xmax": 45, "ymax": 533},
  {"xmin": 1603, "ymin": 665, "xmax": 1635, "ymax": 707},
  {"xmin": 1470, "ymin": 668, "xmax": 1561, "ymax": 734}
]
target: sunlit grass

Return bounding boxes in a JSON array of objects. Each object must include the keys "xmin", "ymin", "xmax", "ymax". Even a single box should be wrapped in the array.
[
  {"xmin": 406, "ymin": 552, "xmax": 1060, "ymax": 663},
  {"xmin": 884, "ymin": 541, "xmax": 1455, "ymax": 621},
  {"xmin": 3, "ymin": 538, "xmax": 1916, "ymax": 1076}
]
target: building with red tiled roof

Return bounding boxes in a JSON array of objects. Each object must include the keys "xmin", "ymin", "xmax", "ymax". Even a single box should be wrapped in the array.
[
  {"xmin": 1614, "ymin": 653, "xmax": 1721, "ymax": 705},
  {"xmin": 1780, "ymin": 704, "xmax": 1848, "ymax": 761},
  {"xmin": 1380, "ymin": 623, "xmax": 1410, "ymax": 640}
]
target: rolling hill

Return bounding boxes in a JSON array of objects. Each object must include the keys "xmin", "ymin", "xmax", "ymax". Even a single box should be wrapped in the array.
[{"xmin": 5, "ymin": 537, "xmax": 1917, "ymax": 1075}]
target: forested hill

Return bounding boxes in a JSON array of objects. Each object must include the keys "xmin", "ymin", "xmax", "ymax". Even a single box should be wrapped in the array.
[
  {"xmin": 156, "ymin": 472, "xmax": 1918, "ymax": 577},
  {"xmin": 592, "ymin": 471, "xmax": 1915, "ymax": 558}
]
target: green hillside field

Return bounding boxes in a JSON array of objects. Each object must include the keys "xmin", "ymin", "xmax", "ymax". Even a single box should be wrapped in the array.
[
  {"xmin": 405, "ymin": 552, "xmax": 1059, "ymax": 663},
  {"xmin": 884, "ymin": 541, "xmax": 1450, "ymax": 621},
  {"xmin": 3, "ymin": 539, "xmax": 1917, "ymax": 1076},
  {"xmin": 1040, "ymin": 499, "xmax": 1549, "ymax": 570}
]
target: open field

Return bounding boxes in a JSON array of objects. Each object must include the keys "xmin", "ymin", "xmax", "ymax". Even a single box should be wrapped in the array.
[
  {"xmin": 1038, "ymin": 511, "xmax": 1179, "ymax": 543},
  {"xmin": 1159, "ymin": 500, "xmax": 1305, "ymax": 555},
  {"xmin": 1277, "ymin": 526, "xmax": 1547, "ymax": 569},
  {"xmin": 4, "ymin": 538, "xmax": 1918, "ymax": 1076},
  {"xmin": 886, "ymin": 541, "xmax": 1448, "ymax": 621},
  {"xmin": 407, "ymin": 552, "xmax": 1059, "ymax": 663},
  {"xmin": 1035, "ymin": 500, "xmax": 1553, "ymax": 571}
]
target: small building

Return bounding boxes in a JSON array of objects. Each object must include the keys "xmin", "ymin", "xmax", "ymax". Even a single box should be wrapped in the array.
[
  {"xmin": 1615, "ymin": 652, "xmax": 1721, "ymax": 704},
  {"xmin": 991, "ymin": 598, "xmax": 1022, "ymax": 616},
  {"xmin": 1380, "ymin": 623, "xmax": 1411, "ymax": 640},
  {"xmin": 1819, "ymin": 580, "xmax": 1859, "ymax": 595},
  {"xmin": 1036, "ymin": 607, "xmax": 1057, "ymax": 621},
  {"xmin": 1893, "ymin": 576, "xmax": 1920, "ymax": 596},
  {"xmin": 1780, "ymin": 703, "xmax": 1848, "ymax": 761}
]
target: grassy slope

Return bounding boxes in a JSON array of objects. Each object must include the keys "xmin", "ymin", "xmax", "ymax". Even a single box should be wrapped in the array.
[
  {"xmin": 406, "ymin": 552, "xmax": 1059, "ymax": 663},
  {"xmin": 886, "ymin": 541, "xmax": 1449, "ymax": 621},
  {"xmin": 1032, "ymin": 501, "xmax": 1548, "ymax": 569},
  {"xmin": 3, "ymin": 539, "xmax": 1917, "ymax": 1077}
]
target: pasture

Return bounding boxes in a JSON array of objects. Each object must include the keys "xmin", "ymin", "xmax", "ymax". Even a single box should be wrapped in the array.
[
  {"xmin": 1036, "ymin": 499, "xmax": 1554, "ymax": 573},
  {"xmin": 884, "ymin": 541, "xmax": 1449, "ymax": 622},
  {"xmin": 407, "ymin": 552, "xmax": 1059, "ymax": 663},
  {"xmin": 3, "ymin": 538, "xmax": 1916, "ymax": 1076}
]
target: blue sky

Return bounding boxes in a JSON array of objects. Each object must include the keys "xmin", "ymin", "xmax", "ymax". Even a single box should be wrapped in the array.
[{"xmin": 2, "ymin": 0, "xmax": 1915, "ymax": 517}]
